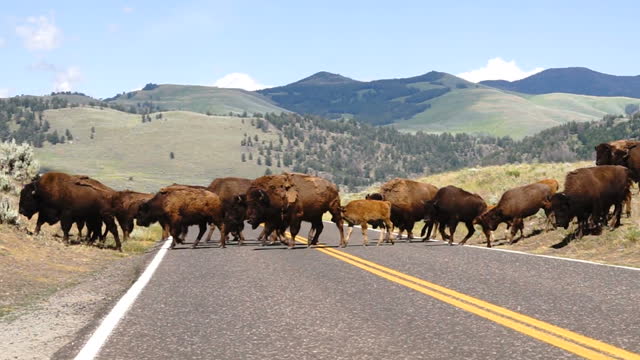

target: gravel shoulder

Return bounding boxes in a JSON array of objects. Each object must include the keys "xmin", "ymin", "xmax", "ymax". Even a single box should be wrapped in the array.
[{"xmin": 1, "ymin": 236, "xmax": 162, "ymax": 360}]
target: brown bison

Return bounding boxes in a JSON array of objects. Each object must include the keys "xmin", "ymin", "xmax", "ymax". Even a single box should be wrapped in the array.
[
  {"xmin": 340, "ymin": 199, "xmax": 393, "ymax": 246},
  {"xmin": 378, "ymin": 179, "xmax": 438, "ymax": 239},
  {"xmin": 111, "ymin": 190, "xmax": 153, "ymax": 241},
  {"xmin": 136, "ymin": 185, "xmax": 225, "ymax": 249},
  {"xmin": 204, "ymin": 177, "xmax": 252, "ymax": 244},
  {"xmin": 422, "ymin": 186, "xmax": 491, "ymax": 246},
  {"xmin": 475, "ymin": 183, "xmax": 553, "ymax": 245},
  {"xmin": 548, "ymin": 166, "xmax": 630, "ymax": 238},
  {"xmin": 245, "ymin": 172, "xmax": 344, "ymax": 248},
  {"xmin": 18, "ymin": 172, "xmax": 122, "ymax": 250},
  {"xmin": 594, "ymin": 140, "xmax": 640, "ymax": 166}
]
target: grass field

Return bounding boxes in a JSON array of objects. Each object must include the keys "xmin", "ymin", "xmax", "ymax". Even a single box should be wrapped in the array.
[
  {"xmin": 395, "ymin": 88, "xmax": 639, "ymax": 138},
  {"xmin": 345, "ymin": 161, "xmax": 640, "ymax": 268},
  {"xmin": 36, "ymin": 107, "xmax": 285, "ymax": 192},
  {"xmin": 109, "ymin": 84, "xmax": 287, "ymax": 115}
]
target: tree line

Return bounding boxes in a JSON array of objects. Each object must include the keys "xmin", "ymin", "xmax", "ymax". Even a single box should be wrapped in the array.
[{"xmin": 241, "ymin": 112, "xmax": 640, "ymax": 190}]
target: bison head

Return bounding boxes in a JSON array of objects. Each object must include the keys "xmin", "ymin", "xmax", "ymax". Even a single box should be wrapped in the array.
[
  {"xmin": 595, "ymin": 143, "xmax": 613, "ymax": 165},
  {"xmin": 549, "ymin": 193, "xmax": 571, "ymax": 229},
  {"xmin": 476, "ymin": 207, "xmax": 502, "ymax": 231},
  {"xmin": 19, "ymin": 182, "xmax": 39, "ymax": 219},
  {"xmin": 365, "ymin": 193, "xmax": 385, "ymax": 201},
  {"xmin": 135, "ymin": 200, "xmax": 157, "ymax": 227},
  {"xmin": 423, "ymin": 200, "xmax": 438, "ymax": 223},
  {"xmin": 224, "ymin": 194, "xmax": 247, "ymax": 230},
  {"xmin": 246, "ymin": 189, "xmax": 270, "ymax": 229}
]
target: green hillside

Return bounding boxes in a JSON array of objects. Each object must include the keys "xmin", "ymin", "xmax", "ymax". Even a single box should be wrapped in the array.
[
  {"xmin": 107, "ymin": 84, "xmax": 287, "ymax": 116},
  {"xmin": 394, "ymin": 88, "xmax": 640, "ymax": 138},
  {"xmin": 35, "ymin": 107, "xmax": 286, "ymax": 191}
]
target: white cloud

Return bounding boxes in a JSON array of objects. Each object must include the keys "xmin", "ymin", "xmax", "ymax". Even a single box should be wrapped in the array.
[
  {"xmin": 213, "ymin": 73, "xmax": 270, "ymax": 91},
  {"xmin": 123, "ymin": 6, "xmax": 134, "ymax": 14},
  {"xmin": 0, "ymin": 89, "xmax": 11, "ymax": 98},
  {"xmin": 457, "ymin": 57, "xmax": 544, "ymax": 83},
  {"xmin": 53, "ymin": 66, "xmax": 82, "ymax": 92},
  {"xmin": 29, "ymin": 61, "xmax": 83, "ymax": 92},
  {"xmin": 15, "ymin": 15, "xmax": 62, "ymax": 51}
]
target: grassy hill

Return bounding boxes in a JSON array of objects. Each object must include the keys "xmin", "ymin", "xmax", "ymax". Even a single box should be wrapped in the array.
[
  {"xmin": 346, "ymin": 161, "xmax": 640, "ymax": 268},
  {"xmin": 394, "ymin": 88, "xmax": 640, "ymax": 138},
  {"xmin": 106, "ymin": 84, "xmax": 287, "ymax": 116},
  {"xmin": 480, "ymin": 67, "xmax": 640, "ymax": 98},
  {"xmin": 35, "ymin": 107, "xmax": 287, "ymax": 191}
]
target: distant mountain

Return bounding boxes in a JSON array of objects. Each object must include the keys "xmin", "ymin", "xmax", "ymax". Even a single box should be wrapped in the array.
[
  {"xmin": 480, "ymin": 67, "xmax": 640, "ymax": 98},
  {"xmin": 259, "ymin": 70, "xmax": 640, "ymax": 138},
  {"xmin": 259, "ymin": 71, "xmax": 475, "ymax": 125},
  {"xmin": 289, "ymin": 71, "xmax": 359, "ymax": 86},
  {"xmin": 105, "ymin": 84, "xmax": 287, "ymax": 115}
]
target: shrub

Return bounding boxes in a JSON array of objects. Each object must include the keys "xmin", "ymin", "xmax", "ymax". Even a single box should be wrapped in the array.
[
  {"xmin": 0, "ymin": 140, "xmax": 40, "ymax": 181},
  {"xmin": 0, "ymin": 174, "xmax": 15, "ymax": 194},
  {"xmin": 0, "ymin": 197, "xmax": 19, "ymax": 225}
]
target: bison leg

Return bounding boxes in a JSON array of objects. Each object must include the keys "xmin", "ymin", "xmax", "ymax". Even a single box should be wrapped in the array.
[
  {"xmin": 60, "ymin": 217, "xmax": 74, "ymax": 245},
  {"xmin": 611, "ymin": 202, "xmax": 623, "ymax": 229},
  {"xmin": 103, "ymin": 216, "xmax": 122, "ymax": 252},
  {"xmin": 205, "ymin": 224, "xmax": 217, "ymax": 243},
  {"xmin": 458, "ymin": 221, "xmax": 476, "ymax": 245},
  {"xmin": 439, "ymin": 222, "xmax": 450, "ymax": 245},
  {"xmin": 345, "ymin": 226, "xmax": 354, "ymax": 246},
  {"xmin": 384, "ymin": 219, "xmax": 394, "ymax": 245},
  {"xmin": 34, "ymin": 213, "xmax": 46, "ymax": 235},
  {"xmin": 360, "ymin": 223, "xmax": 369, "ymax": 246},
  {"xmin": 309, "ymin": 221, "xmax": 323, "ymax": 246},
  {"xmin": 447, "ymin": 220, "xmax": 458, "ymax": 245},
  {"xmin": 218, "ymin": 223, "xmax": 228, "ymax": 248},
  {"xmin": 192, "ymin": 222, "xmax": 208, "ymax": 249},
  {"xmin": 76, "ymin": 219, "xmax": 85, "ymax": 240},
  {"xmin": 481, "ymin": 225, "xmax": 493, "ymax": 248},
  {"xmin": 328, "ymin": 204, "xmax": 346, "ymax": 247},
  {"xmin": 288, "ymin": 220, "xmax": 301, "ymax": 249},
  {"xmin": 237, "ymin": 231, "xmax": 245, "ymax": 246},
  {"xmin": 508, "ymin": 218, "xmax": 524, "ymax": 244}
]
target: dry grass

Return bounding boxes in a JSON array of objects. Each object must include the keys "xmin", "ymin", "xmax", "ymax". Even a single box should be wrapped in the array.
[
  {"xmin": 0, "ymin": 208, "xmax": 162, "ymax": 318},
  {"xmin": 345, "ymin": 161, "xmax": 640, "ymax": 268}
]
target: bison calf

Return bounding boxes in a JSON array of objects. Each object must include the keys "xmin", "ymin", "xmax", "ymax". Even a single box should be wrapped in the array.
[{"xmin": 341, "ymin": 199, "xmax": 393, "ymax": 246}]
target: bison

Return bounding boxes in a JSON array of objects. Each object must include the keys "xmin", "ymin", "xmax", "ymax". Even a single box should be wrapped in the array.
[
  {"xmin": 548, "ymin": 166, "xmax": 630, "ymax": 238},
  {"xmin": 111, "ymin": 190, "xmax": 153, "ymax": 241},
  {"xmin": 594, "ymin": 140, "xmax": 640, "ymax": 166},
  {"xmin": 136, "ymin": 185, "xmax": 225, "ymax": 249},
  {"xmin": 378, "ymin": 179, "xmax": 438, "ymax": 240},
  {"xmin": 245, "ymin": 172, "xmax": 344, "ymax": 248},
  {"xmin": 475, "ymin": 183, "xmax": 553, "ymax": 245},
  {"xmin": 340, "ymin": 199, "xmax": 393, "ymax": 246},
  {"xmin": 422, "ymin": 186, "xmax": 491, "ymax": 247},
  {"xmin": 18, "ymin": 172, "xmax": 122, "ymax": 250},
  {"xmin": 204, "ymin": 177, "xmax": 252, "ymax": 244}
]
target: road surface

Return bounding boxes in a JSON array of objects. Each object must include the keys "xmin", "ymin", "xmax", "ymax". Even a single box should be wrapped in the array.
[{"xmin": 65, "ymin": 222, "xmax": 640, "ymax": 359}]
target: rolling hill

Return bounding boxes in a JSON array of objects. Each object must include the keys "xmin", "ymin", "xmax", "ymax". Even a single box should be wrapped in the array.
[
  {"xmin": 394, "ymin": 88, "xmax": 640, "ymax": 138},
  {"xmin": 35, "ymin": 107, "xmax": 287, "ymax": 191},
  {"xmin": 480, "ymin": 67, "xmax": 640, "ymax": 98},
  {"xmin": 106, "ymin": 84, "xmax": 287, "ymax": 115},
  {"xmin": 259, "ymin": 71, "xmax": 640, "ymax": 138}
]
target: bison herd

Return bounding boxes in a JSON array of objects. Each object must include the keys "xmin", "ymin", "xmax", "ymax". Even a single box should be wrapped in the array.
[{"xmin": 16, "ymin": 139, "xmax": 640, "ymax": 251}]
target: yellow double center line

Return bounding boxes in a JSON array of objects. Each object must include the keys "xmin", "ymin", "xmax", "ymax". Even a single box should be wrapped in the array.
[{"xmin": 287, "ymin": 233, "xmax": 639, "ymax": 360}]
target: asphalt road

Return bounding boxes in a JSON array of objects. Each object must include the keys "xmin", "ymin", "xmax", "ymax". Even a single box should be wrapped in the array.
[{"xmin": 71, "ymin": 222, "xmax": 639, "ymax": 359}]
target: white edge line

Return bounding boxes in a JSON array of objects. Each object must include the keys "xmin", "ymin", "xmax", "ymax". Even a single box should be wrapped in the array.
[
  {"xmin": 74, "ymin": 237, "xmax": 173, "ymax": 360},
  {"xmin": 327, "ymin": 221, "xmax": 640, "ymax": 272}
]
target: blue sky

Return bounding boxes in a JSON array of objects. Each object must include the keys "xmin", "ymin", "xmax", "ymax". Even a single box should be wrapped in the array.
[{"xmin": 1, "ymin": 0, "xmax": 638, "ymax": 98}]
